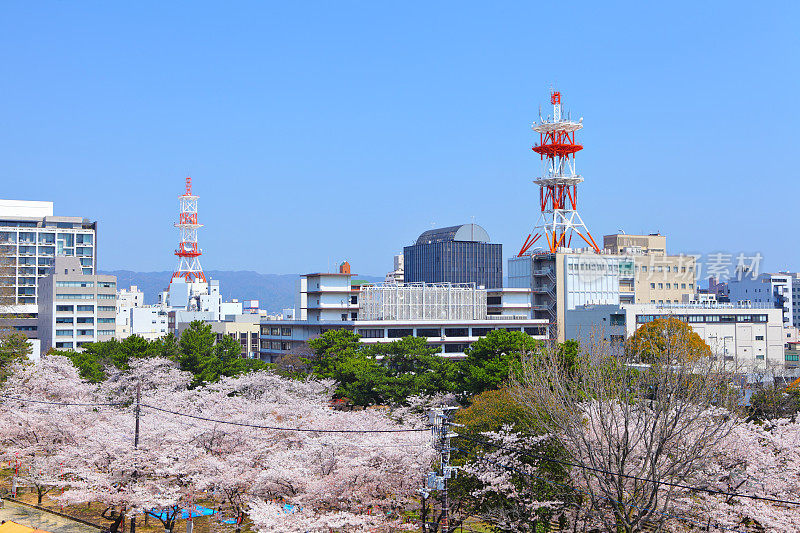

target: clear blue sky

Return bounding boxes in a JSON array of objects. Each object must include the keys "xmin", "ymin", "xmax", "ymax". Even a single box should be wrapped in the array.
[{"xmin": 1, "ymin": 2, "xmax": 797, "ymax": 277}]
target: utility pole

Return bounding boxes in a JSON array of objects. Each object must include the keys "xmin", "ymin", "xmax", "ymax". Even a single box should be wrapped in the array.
[
  {"xmin": 134, "ymin": 380, "xmax": 141, "ymax": 449},
  {"xmin": 423, "ymin": 407, "xmax": 459, "ymax": 532},
  {"xmin": 131, "ymin": 379, "xmax": 141, "ymax": 533}
]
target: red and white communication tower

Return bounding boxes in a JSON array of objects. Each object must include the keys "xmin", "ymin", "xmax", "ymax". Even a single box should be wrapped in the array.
[
  {"xmin": 171, "ymin": 176, "xmax": 207, "ymax": 283},
  {"xmin": 518, "ymin": 90, "xmax": 600, "ymax": 256}
]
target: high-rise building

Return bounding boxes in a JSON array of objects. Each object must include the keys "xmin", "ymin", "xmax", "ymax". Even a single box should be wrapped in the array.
[
  {"xmin": 0, "ymin": 200, "xmax": 97, "ymax": 306},
  {"xmin": 0, "ymin": 200, "xmax": 98, "ymax": 340},
  {"xmin": 37, "ymin": 257, "xmax": 116, "ymax": 352},
  {"xmin": 404, "ymin": 224, "xmax": 502, "ymax": 289}
]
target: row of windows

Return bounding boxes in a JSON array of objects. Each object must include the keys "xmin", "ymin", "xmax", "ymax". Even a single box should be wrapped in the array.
[
  {"xmin": 636, "ymin": 314, "xmax": 769, "ymax": 324},
  {"xmin": 649, "ymin": 282, "xmax": 694, "ymax": 290},
  {"xmin": 260, "ymin": 326, "xmax": 293, "ymax": 336},
  {"xmin": 56, "ymin": 329, "xmax": 95, "ymax": 336},
  {"xmin": 56, "ymin": 293, "xmax": 94, "ymax": 300},
  {"xmin": 57, "ymin": 304, "xmax": 96, "ymax": 312},
  {"xmin": 56, "ymin": 281, "xmax": 94, "ymax": 288},
  {"xmin": 356, "ymin": 326, "xmax": 547, "ymax": 339},
  {"xmin": 56, "ymin": 317, "xmax": 95, "ymax": 324},
  {"xmin": 260, "ymin": 340, "xmax": 292, "ymax": 351}
]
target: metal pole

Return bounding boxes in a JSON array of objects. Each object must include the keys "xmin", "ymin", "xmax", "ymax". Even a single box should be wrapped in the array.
[{"xmin": 134, "ymin": 380, "xmax": 141, "ymax": 449}]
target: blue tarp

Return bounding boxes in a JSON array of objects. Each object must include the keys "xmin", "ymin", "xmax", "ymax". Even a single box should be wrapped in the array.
[{"xmin": 149, "ymin": 505, "xmax": 217, "ymax": 521}]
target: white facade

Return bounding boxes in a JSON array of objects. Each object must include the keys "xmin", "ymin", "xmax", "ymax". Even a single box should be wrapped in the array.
[
  {"xmin": 37, "ymin": 257, "xmax": 116, "ymax": 352},
  {"xmin": 262, "ymin": 270, "xmax": 548, "ymax": 362},
  {"xmin": 298, "ymin": 273, "xmax": 358, "ymax": 322},
  {"xmin": 486, "ymin": 288, "xmax": 532, "ymax": 317},
  {"xmin": 564, "ymin": 302, "xmax": 785, "ymax": 371},
  {"xmin": 623, "ymin": 303, "xmax": 784, "ymax": 371},
  {"xmin": 358, "ymin": 282, "xmax": 486, "ymax": 321}
]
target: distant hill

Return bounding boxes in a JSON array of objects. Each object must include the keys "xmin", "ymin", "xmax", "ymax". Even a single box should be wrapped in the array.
[{"xmin": 101, "ymin": 270, "xmax": 383, "ymax": 313}]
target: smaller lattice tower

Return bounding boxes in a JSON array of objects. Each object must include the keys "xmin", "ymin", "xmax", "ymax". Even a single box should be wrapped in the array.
[
  {"xmin": 518, "ymin": 90, "xmax": 600, "ymax": 256},
  {"xmin": 171, "ymin": 176, "xmax": 207, "ymax": 283}
]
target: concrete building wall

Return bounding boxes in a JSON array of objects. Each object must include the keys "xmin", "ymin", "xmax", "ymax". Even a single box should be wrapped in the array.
[{"xmin": 37, "ymin": 257, "xmax": 116, "ymax": 352}]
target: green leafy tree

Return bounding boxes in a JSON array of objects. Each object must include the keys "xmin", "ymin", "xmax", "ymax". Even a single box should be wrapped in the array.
[
  {"xmin": 459, "ymin": 330, "xmax": 539, "ymax": 395},
  {"xmin": 0, "ymin": 333, "xmax": 32, "ymax": 382}
]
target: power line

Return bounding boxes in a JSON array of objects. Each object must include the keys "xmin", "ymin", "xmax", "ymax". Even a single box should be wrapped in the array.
[
  {"xmin": 151, "ymin": 408, "xmax": 429, "ymax": 448},
  {"xmin": 0, "ymin": 393, "xmax": 125, "ymax": 407},
  {"xmin": 140, "ymin": 403, "xmax": 430, "ymax": 433},
  {"xmin": 0, "ymin": 393, "xmax": 429, "ymax": 434},
  {"xmin": 456, "ymin": 432, "xmax": 800, "ymax": 507},
  {"xmin": 454, "ymin": 447, "xmax": 746, "ymax": 533}
]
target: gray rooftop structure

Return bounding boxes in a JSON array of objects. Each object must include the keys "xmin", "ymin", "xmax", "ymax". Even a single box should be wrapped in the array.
[{"xmin": 415, "ymin": 224, "xmax": 491, "ymax": 246}]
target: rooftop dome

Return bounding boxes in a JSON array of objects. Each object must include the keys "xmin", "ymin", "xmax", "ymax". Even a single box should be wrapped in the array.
[{"xmin": 415, "ymin": 224, "xmax": 491, "ymax": 245}]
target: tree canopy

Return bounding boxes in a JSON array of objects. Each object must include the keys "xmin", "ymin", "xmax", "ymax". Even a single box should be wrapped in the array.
[
  {"xmin": 627, "ymin": 317, "xmax": 712, "ymax": 363},
  {"xmin": 51, "ymin": 321, "xmax": 265, "ymax": 387}
]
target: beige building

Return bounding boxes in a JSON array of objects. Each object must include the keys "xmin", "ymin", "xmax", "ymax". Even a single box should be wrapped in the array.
[
  {"xmin": 604, "ymin": 233, "xmax": 696, "ymax": 305},
  {"xmin": 210, "ymin": 320, "xmax": 261, "ymax": 359},
  {"xmin": 507, "ymin": 233, "xmax": 698, "ymax": 342},
  {"xmin": 37, "ymin": 257, "xmax": 116, "ymax": 352}
]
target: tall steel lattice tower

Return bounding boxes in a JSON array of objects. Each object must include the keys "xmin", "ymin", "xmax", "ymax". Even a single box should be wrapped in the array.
[
  {"xmin": 171, "ymin": 176, "xmax": 207, "ymax": 283},
  {"xmin": 518, "ymin": 90, "xmax": 600, "ymax": 256}
]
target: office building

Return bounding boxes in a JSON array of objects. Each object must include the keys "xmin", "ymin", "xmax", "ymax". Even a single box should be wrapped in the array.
[
  {"xmin": 565, "ymin": 302, "xmax": 784, "ymax": 371},
  {"xmin": 37, "ymin": 257, "xmax": 116, "ymax": 352},
  {"xmin": 728, "ymin": 273, "xmax": 793, "ymax": 327},
  {"xmin": 0, "ymin": 200, "xmax": 97, "ymax": 305},
  {"xmin": 404, "ymin": 224, "xmax": 502, "ymax": 289},
  {"xmin": 260, "ymin": 265, "xmax": 548, "ymax": 362},
  {"xmin": 385, "ymin": 254, "xmax": 405, "ymax": 284},
  {"xmin": 0, "ymin": 200, "xmax": 98, "ymax": 340},
  {"xmin": 509, "ymin": 233, "xmax": 697, "ymax": 341}
]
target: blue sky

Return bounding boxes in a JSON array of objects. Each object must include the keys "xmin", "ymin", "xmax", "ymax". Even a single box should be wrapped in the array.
[{"xmin": 1, "ymin": 2, "xmax": 797, "ymax": 277}]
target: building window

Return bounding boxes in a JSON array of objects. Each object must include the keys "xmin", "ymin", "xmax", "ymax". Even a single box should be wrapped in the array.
[
  {"xmin": 55, "ymin": 281, "xmax": 94, "ymax": 288},
  {"xmin": 658, "ymin": 283, "xmax": 663, "ymax": 289},
  {"xmin": 444, "ymin": 343, "xmax": 469, "ymax": 354},
  {"xmin": 98, "ymin": 318, "xmax": 115, "ymax": 323},
  {"xmin": 524, "ymin": 327, "xmax": 546, "ymax": 336},
  {"xmin": 471, "ymin": 327, "xmax": 493, "ymax": 336},
  {"xmin": 98, "ymin": 330, "xmax": 114, "ymax": 336},
  {"xmin": 666, "ymin": 283, "xmax": 671, "ymax": 289},
  {"xmin": 444, "ymin": 328, "xmax": 468, "ymax": 337},
  {"xmin": 55, "ymin": 330, "xmax": 73, "ymax": 336},
  {"xmin": 416, "ymin": 328, "xmax": 440, "ymax": 338},
  {"xmin": 650, "ymin": 283, "xmax": 655, "ymax": 289},
  {"xmin": 387, "ymin": 328, "xmax": 413, "ymax": 338},
  {"xmin": 487, "ymin": 296, "xmax": 502, "ymax": 305},
  {"xmin": 681, "ymin": 283, "xmax": 686, "ymax": 289},
  {"xmin": 97, "ymin": 281, "xmax": 115, "ymax": 288},
  {"xmin": 281, "ymin": 327, "xmax": 292, "ymax": 336},
  {"xmin": 357, "ymin": 329, "xmax": 385, "ymax": 338},
  {"xmin": 56, "ymin": 317, "xmax": 73, "ymax": 324},
  {"xmin": 755, "ymin": 335, "xmax": 764, "ymax": 341},
  {"xmin": 97, "ymin": 294, "xmax": 114, "ymax": 300},
  {"xmin": 56, "ymin": 305, "xmax": 74, "ymax": 312},
  {"xmin": 56, "ymin": 293, "xmax": 94, "ymax": 300},
  {"xmin": 77, "ymin": 305, "xmax": 94, "ymax": 312},
  {"xmin": 76, "ymin": 317, "xmax": 94, "ymax": 324},
  {"xmin": 270, "ymin": 327, "xmax": 280, "ymax": 335},
  {"xmin": 55, "ymin": 342, "xmax": 73, "ymax": 349}
]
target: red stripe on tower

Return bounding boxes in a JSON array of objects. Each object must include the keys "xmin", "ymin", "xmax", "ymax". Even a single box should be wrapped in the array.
[{"xmin": 171, "ymin": 176, "xmax": 207, "ymax": 283}]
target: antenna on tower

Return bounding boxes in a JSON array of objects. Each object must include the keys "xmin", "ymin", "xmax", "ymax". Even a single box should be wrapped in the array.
[
  {"xmin": 171, "ymin": 176, "xmax": 207, "ymax": 284},
  {"xmin": 518, "ymin": 90, "xmax": 599, "ymax": 256}
]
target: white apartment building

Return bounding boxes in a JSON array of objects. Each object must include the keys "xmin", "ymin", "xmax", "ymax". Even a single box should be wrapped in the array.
[{"xmin": 37, "ymin": 257, "xmax": 116, "ymax": 352}]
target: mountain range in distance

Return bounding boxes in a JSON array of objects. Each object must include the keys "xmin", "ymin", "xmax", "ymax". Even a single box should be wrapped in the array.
[{"xmin": 101, "ymin": 270, "xmax": 384, "ymax": 313}]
